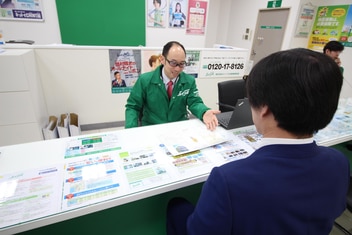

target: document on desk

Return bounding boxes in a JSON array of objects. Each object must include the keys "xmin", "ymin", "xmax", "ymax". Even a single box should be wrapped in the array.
[
  {"xmin": 156, "ymin": 120, "xmax": 231, "ymax": 156},
  {"xmin": 62, "ymin": 133, "xmax": 128, "ymax": 210},
  {"xmin": 117, "ymin": 147, "xmax": 172, "ymax": 190},
  {"xmin": 0, "ymin": 165, "xmax": 63, "ymax": 228},
  {"xmin": 64, "ymin": 133, "xmax": 122, "ymax": 159},
  {"xmin": 62, "ymin": 151, "xmax": 125, "ymax": 211},
  {"xmin": 162, "ymin": 134, "xmax": 256, "ymax": 178},
  {"xmin": 61, "ymin": 132, "xmax": 174, "ymax": 210},
  {"xmin": 314, "ymin": 101, "xmax": 352, "ymax": 145},
  {"xmin": 230, "ymin": 125, "xmax": 263, "ymax": 150},
  {"xmin": 206, "ymin": 136, "xmax": 255, "ymax": 165}
]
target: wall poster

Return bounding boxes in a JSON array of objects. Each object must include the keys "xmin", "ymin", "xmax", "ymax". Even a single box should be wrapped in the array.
[
  {"xmin": 109, "ymin": 49, "xmax": 142, "ymax": 94},
  {"xmin": 308, "ymin": 5, "xmax": 352, "ymax": 50},
  {"xmin": 186, "ymin": 0, "xmax": 208, "ymax": 35},
  {"xmin": 0, "ymin": 0, "xmax": 44, "ymax": 21},
  {"xmin": 168, "ymin": 0, "xmax": 188, "ymax": 28},
  {"xmin": 147, "ymin": 0, "xmax": 167, "ymax": 28},
  {"xmin": 294, "ymin": 3, "xmax": 316, "ymax": 38}
]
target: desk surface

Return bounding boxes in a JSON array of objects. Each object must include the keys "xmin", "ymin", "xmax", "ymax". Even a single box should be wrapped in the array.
[
  {"xmin": 1, "ymin": 99, "xmax": 352, "ymax": 234},
  {"xmin": 0, "ymin": 119, "xmax": 256, "ymax": 234}
]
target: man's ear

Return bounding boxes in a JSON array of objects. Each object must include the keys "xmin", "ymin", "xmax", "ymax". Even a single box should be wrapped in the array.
[
  {"xmin": 260, "ymin": 105, "xmax": 271, "ymax": 118},
  {"xmin": 160, "ymin": 55, "xmax": 166, "ymax": 65}
]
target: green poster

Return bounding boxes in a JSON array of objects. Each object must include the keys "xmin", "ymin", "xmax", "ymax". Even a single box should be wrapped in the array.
[
  {"xmin": 340, "ymin": 6, "xmax": 352, "ymax": 47},
  {"xmin": 308, "ymin": 5, "xmax": 350, "ymax": 50}
]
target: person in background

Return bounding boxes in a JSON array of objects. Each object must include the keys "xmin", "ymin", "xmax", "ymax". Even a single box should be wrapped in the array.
[
  {"xmin": 149, "ymin": 54, "xmax": 161, "ymax": 71},
  {"xmin": 323, "ymin": 40, "xmax": 344, "ymax": 74},
  {"xmin": 166, "ymin": 48, "xmax": 350, "ymax": 235},
  {"xmin": 125, "ymin": 41, "xmax": 219, "ymax": 130},
  {"xmin": 112, "ymin": 71, "xmax": 126, "ymax": 87}
]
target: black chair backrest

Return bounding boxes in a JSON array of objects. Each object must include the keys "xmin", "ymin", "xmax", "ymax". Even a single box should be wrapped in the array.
[{"xmin": 217, "ymin": 79, "xmax": 246, "ymax": 112}]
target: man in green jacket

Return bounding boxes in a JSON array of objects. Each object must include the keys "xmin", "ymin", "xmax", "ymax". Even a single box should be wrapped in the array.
[{"xmin": 125, "ymin": 41, "xmax": 220, "ymax": 130}]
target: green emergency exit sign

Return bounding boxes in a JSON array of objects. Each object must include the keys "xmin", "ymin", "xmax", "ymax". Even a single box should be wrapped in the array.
[{"xmin": 267, "ymin": 0, "xmax": 282, "ymax": 8}]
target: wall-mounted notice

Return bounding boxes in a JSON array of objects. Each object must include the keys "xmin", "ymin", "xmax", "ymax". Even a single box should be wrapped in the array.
[
  {"xmin": 294, "ymin": 3, "xmax": 316, "ymax": 38},
  {"xmin": 186, "ymin": 0, "xmax": 208, "ymax": 35},
  {"xmin": 308, "ymin": 5, "xmax": 351, "ymax": 50},
  {"xmin": 147, "ymin": 0, "xmax": 167, "ymax": 28},
  {"xmin": 0, "ymin": 0, "xmax": 44, "ymax": 21},
  {"xmin": 109, "ymin": 49, "xmax": 142, "ymax": 94},
  {"xmin": 199, "ymin": 50, "xmax": 248, "ymax": 78}
]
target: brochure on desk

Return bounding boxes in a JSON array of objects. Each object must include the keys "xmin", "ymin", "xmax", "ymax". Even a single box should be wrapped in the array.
[
  {"xmin": 0, "ymin": 120, "xmax": 257, "ymax": 230},
  {"xmin": 0, "ymin": 165, "xmax": 64, "ymax": 229},
  {"xmin": 314, "ymin": 98, "xmax": 352, "ymax": 145}
]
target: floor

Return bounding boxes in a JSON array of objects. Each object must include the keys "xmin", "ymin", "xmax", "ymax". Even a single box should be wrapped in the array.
[
  {"xmin": 332, "ymin": 209, "xmax": 352, "ymax": 234},
  {"xmin": 81, "ymin": 127, "xmax": 352, "ymax": 235}
]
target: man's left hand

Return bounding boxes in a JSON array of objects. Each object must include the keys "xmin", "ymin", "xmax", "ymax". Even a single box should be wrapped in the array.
[{"xmin": 203, "ymin": 110, "xmax": 220, "ymax": 131}]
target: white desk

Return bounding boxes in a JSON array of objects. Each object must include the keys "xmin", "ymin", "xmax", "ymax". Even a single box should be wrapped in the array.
[
  {"xmin": 0, "ymin": 119, "xmax": 254, "ymax": 235},
  {"xmin": 1, "ymin": 103, "xmax": 352, "ymax": 234},
  {"xmin": 314, "ymin": 98, "xmax": 352, "ymax": 147}
]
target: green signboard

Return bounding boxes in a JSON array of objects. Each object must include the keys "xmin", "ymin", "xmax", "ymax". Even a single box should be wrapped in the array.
[
  {"xmin": 267, "ymin": 0, "xmax": 282, "ymax": 8},
  {"xmin": 261, "ymin": 26, "xmax": 282, "ymax": 29}
]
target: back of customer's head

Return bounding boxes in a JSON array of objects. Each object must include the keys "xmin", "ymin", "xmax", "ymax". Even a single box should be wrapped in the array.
[
  {"xmin": 246, "ymin": 48, "xmax": 343, "ymax": 136},
  {"xmin": 323, "ymin": 40, "xmax": 344, "ymax": 53}
]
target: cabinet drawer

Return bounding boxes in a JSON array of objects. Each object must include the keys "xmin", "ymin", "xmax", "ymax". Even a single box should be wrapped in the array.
[
  {"xmin": 0, "ymin": 53, "xmax": 30, "ymax": 92},
  {"xmin": 0, "ymin": 92, "xmax": 36, "ymax": 125},
  {"xmin": 0, "ymin": 123, "xmax": 43, "ymax": 146}
]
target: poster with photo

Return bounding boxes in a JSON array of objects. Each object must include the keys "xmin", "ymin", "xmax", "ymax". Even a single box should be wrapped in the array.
[
  {"xmin": 340, "ymin": 7, "xmax": 352, "ymax": 47},
  {"xmin": 142, "ymin": 50, "xmax": 162, "ymax": 73},
  {"xmin": 0, "ymin": 0, "xmax": 44, "ymax": 21},
  {"xmin": 184, "ymin": 50, "xmax": 200, "ymax": 78},
  {"xmin": 307, "ymin": 5, "xmax": 350, "ymax": 50},
  {"xmin": 168, "ymin": 0, "xmax": 188, "ymax": 28},
  {"xmin": 147, "ymin": 0, "xmax": 167, "ymax": 28},
  {"xmin": 109, "ymin": 49, "xmax": 142, "ymax": 94},
  {"xmin": 186, "ymin": 0, "xmax": 207, "ymax": 35}
]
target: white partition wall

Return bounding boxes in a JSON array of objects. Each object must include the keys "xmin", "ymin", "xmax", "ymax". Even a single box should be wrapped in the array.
[{"xmin": 33, "ymin": 45, "xmax": 249, "ymax": 125}]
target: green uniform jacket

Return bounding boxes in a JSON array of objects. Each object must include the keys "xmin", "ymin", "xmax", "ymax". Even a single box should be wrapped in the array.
[{"xmin": 125, "ymin": 66, "xmax": 210, "ymax": 128}]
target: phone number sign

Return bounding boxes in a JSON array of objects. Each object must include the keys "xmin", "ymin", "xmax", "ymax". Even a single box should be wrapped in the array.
[{"xmin": 199, "ymin": 50, "xmax": 248, "ymax": 78}]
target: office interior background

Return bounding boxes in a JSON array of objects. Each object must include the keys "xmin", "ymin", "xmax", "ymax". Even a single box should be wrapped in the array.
[
  {"xmin": 1, "ymin": 1, "xmax": 352, "ymax": 235},
  {"xmin": 1, "ymin": 0, "xmax": 352, "ymax": 143},
  {"xmin": 1, "ymin": 0, "xmax": 351, "ymax": 96},
  {"xmin": 1, "ymin": 0, "xmax": 351, "ymax": 134}
]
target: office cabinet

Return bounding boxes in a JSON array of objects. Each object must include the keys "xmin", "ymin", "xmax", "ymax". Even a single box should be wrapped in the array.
[{"xmin": 0, "ymin": 49, "xmax": 48, "ymax": 146}]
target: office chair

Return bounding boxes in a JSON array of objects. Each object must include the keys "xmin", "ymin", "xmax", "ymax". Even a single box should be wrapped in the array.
[
  {"xmin": 217, "ymin": 78, "xmax": 247, "ymax": 112},
  {"xmin": 334, "ymin": 174, "xmax": 352, "ymax": 235}
]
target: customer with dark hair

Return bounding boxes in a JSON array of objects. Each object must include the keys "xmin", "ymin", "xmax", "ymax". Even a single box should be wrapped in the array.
[
  {"xmin": 166, "ymin": 48, "xmax": 350, "ymax": 235},
  {"xmin": 125, "ymin": 41, "xmax": 219, "ymax": 129}
]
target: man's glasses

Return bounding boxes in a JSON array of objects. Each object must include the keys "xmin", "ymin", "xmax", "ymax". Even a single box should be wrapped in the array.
[{"xmin": 165, "ymin": 58, "xmax": 186, "ymax": 68}]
